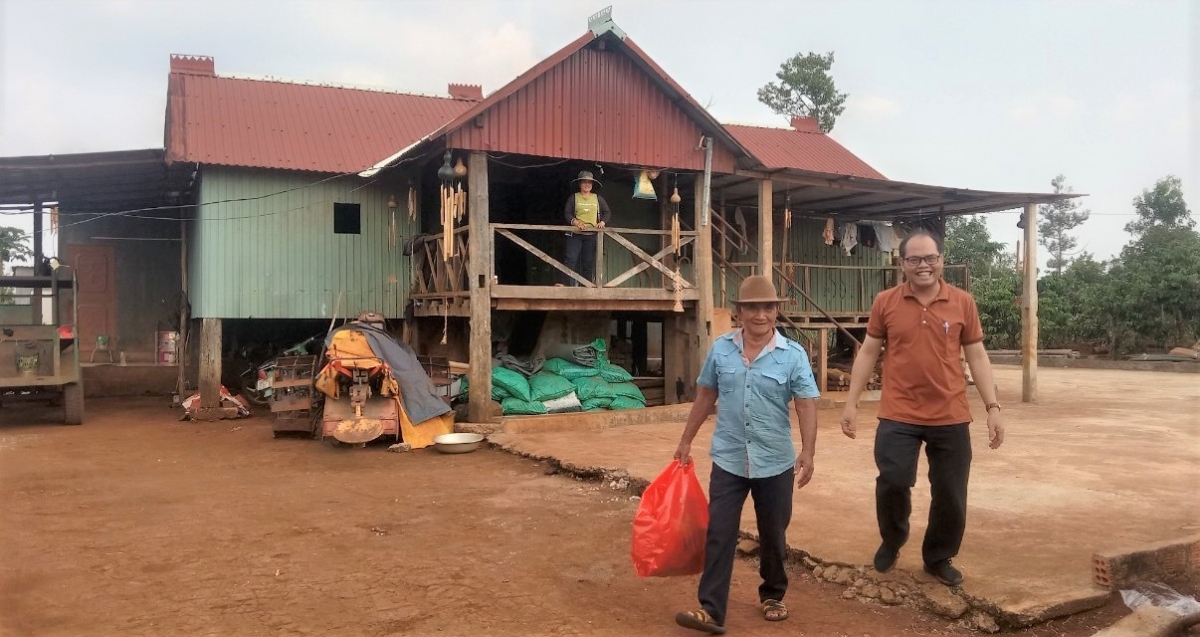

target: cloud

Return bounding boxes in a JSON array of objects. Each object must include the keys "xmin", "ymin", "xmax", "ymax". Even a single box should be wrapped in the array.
[
  {"xmin": 850, "ymin": 95, "xmax": 901, "ymax": 121},
  {"xmin": 1007, "ymin": 94, "xmax": 1083, "ymax": 125}
]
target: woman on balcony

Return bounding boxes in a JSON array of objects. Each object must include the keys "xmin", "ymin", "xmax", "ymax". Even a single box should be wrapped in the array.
[{"xmin": 558, "ymin": 170, "xmax": 611, "ymax": 286}]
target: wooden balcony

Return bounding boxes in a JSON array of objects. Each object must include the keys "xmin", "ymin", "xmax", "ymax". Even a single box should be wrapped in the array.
[{"xmin": 410, "ymin": 223, "xmax": 701, "ymax": 316}]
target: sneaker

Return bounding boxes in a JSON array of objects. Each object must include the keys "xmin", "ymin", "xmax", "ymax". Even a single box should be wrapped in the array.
[
  {"xmin": 924, "ymin": 559, "xmax": 963, "ymax": 586},
  {"xmin": 873, "ymin": 544, "xmax": 899, "ymax": 573}
]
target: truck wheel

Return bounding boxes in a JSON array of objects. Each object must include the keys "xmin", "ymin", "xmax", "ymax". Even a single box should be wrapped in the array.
[{"xmin": 63, "ymin": 381, "xmax": 84, "ymax": 425}]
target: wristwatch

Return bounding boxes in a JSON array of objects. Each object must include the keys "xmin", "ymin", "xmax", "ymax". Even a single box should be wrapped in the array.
[{"xmin": 985, "ymin": 403, "xmax": 1001, "ymax": 412}]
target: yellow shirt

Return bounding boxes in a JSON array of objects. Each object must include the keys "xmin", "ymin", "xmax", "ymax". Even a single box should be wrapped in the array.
[{"xmin": 573, "ymin": 193, "xmax": 599, "ymax": 227}]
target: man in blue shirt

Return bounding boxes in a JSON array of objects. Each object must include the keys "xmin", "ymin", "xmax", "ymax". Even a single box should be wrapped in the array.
[{"xmin": 674, "ymin": 275, "xmax": 821, "ymax": 634}]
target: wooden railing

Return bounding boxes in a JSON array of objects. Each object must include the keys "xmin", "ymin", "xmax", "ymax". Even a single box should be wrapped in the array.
[
  {"xmin": 490, "ymin": 223, "xmax": 698, "ymax": 289},
  {"xmin": 410, "ymin": 226, "xmax": 470, "ymax": 300}
]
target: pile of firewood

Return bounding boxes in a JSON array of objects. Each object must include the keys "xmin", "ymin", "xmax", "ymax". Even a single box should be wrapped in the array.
[{"xmin": 826, "ymin": 363, "xmax": 881, "ymax": 391}]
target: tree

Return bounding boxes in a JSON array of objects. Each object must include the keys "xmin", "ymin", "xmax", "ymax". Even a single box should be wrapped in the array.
[
  {"xmin": 0, "ymin": 227, "xmax": 32, "ymax": 269},
  {"xmin": 943, "ymin": 215, "xmax": 1006, "ymax": 272},
  {"xmin": 1125, "ymin": 175, "xmax": 1193, "ymax": 236},
  {"xmin": 1037, "ymin": 175, "xmax": 1090, "ymax": 274},
  {"xmin": 757, "ymin": 51, "xmax": 848, "ymax": 133}
]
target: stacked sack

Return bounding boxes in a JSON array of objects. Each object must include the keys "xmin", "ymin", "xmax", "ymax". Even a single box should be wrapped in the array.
[
  {"xmin": 463, "ymin": 338, "xmax": 645, "ymax": 415},
  {"xmin": 462, "ymin": 366, "xmax": 584, "ymax": 416},
  {"xmin": 543, "ymin": 357, "xmax": 645, "ymax": 412}
]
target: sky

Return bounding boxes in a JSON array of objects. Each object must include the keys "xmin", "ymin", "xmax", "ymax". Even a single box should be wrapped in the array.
[{"xmin": 1, "ymin": 0, "xmax": 1196, "ymax": 266}]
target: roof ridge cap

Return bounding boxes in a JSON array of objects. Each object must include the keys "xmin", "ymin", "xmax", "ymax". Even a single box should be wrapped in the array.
[{"xmin": 181, "ymin": 72, "xmax": 479, "ymax": 102}]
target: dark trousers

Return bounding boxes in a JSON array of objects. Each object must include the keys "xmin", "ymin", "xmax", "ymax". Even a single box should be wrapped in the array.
[
  {"xmin": 562, "ymin": 232, "xmax": 596, "ymax": 285},
  {"xmin": 698, "ymin": 464, "xmax": 794, "ymax": 625},
  {"xmin": 874, "ymin": 419, "xmax": 972, "ymax": 565}
]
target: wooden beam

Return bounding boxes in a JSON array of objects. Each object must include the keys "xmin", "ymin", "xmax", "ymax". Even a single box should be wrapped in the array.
[
  {"xmin": 1021, "ymin": 202, "xmax": 1038, "ymax": 402},
  {"xmin": 604, "ymin": 237, "xmax": 694, "ymax": 288},
  {"xmin": 32, "ymin": 202, "xmax": 42, "ymax": 326},
  {"xmin": 490, "ymin": 285, "xmax": 699, "ymax": 301},
  {"xmin": 199, "ymin": 318, "xmax": 222, "ymax": 409},
  {"xmin": 758, "ymin": 179, "xmax": 772, "ymax": 277},
  {"xmin": 467, "ymin": 152, "xmax": 493, "ymax": 423},
  {"xmin": 817, "ymin": 327, "xmax": 829, "ymax": 394},
  {"xmin": 607, "ymin": 231, "xmax": 694, "ymax": 289},
  {"xmin": 493, "ymin": 299, "xmax": 687, "ymax": 312}
]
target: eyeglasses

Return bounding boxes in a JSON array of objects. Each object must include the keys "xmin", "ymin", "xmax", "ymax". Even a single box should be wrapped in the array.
[{"xmin": 902, "ymin": 255, "xmax": 942, "ymax": 266}]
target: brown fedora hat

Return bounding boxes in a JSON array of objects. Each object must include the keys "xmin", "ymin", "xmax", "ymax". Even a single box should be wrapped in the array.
[{"xmin": 735, "ymin": 275, "xmax": 784, "ymax": 304}]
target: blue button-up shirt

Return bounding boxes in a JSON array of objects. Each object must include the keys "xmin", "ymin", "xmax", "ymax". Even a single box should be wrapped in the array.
[{"xmin": 697, "ymin": 330, "xmax": 821, "ymax": 479}]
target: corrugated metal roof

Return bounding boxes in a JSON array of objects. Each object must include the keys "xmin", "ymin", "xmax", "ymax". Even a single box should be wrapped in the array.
[
  {"xmin": 724, "ymin": 123, "xmax": 886, "ymax": 179},
  {"xmin": 165, "ymin": 72, "xmax": 475, "ymax": 174},
  {"xmin": 367, "ymin": 31, "xmax": 755, "ymax": 175},
  {"xmin": 447, "ymin": 43, "xmax": 738, "ymax": 172}
]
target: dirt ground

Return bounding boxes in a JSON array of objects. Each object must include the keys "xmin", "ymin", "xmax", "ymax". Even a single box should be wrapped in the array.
[{"xmin": 1, "ymin": 398, "xmax": 1130, "ymax": 637}]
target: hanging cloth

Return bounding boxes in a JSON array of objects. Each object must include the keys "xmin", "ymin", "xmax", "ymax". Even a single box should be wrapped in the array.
[
  {"xmin": 822, "ymin": 218, "xmax": 835, "ymax": 246},
  {"xmin": 841, "ymin": 222, "xmax": 858, "ymax": 256},
  {"xmin": 869, "ymin": 221, "xmax": 896, "ymax": 253}
]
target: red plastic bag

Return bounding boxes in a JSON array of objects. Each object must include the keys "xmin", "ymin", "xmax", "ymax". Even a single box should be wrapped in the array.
[{"xmin": 631, "ymin": 459, "xmax": 709, "ymax": 577}]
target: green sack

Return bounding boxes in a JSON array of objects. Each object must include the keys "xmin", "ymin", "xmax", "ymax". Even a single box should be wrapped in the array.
[
  {"xmin": 460, "ymin": 378, "xmax": 510, "ymax": 401},
  {"xmin": 597, "ymin": 362, "xmax": 633, "ymax": 383},
  {"xmin": 607, "ymin": 381, "xmax": 646, "ymax": 402},
  {"xmin": 543, "ymin": 357, "xmax": 600, "ymax": 380},
  {"xmin": 571, "ymin": 375, "xmax": 611, "ymax": 401},
  {"xmin": 492, "ymin": 366, "xmax": 532, "ymax": 402},
  {"xmin": 501, "ymin": 397, "xmax": 548, "ymax": 416},
  {"xmin": 591, "ymin": 337, "xmax": 610, "ymax": 367},
  {"xmin": 609, "ymin": 395, "xmax": 646, "ymax": 410},
  {"xmin": 581, "ymin": 397, "xmax": 613, "ymax": 411},
  {"xmin": 528, "ymin": 371, "xmax": 575, "ymax": 402}
]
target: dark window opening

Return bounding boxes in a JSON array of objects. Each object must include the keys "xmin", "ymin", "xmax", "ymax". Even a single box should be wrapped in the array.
[{"xmin": 334, "ymin": 203, "xmax": 361, "ymax": 234}]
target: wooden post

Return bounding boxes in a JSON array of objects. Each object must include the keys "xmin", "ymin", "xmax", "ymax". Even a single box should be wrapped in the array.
[
  {"xmin": 467, "ymin": 152, "xmax": 493, "ymax": 423},
  {"xmin": 663, "ymin": 314, "xmax": 686, "ymax": 405},
  {"xmin": 758, "ymin": 180, "xmax": 773, "ymax": 278},
  {"xmin": 199, "ymin": 318, "xmax": 222, "ymax": 409},
  {"xmin": 694, "ymin": 176, "xmax": 715, "ymax": 364},
  {"xmin": 32, "ymin": 202, "xmax": 43, "ymax": 325},
  {"xmin": 1021, "ymin": 203, "xmax": 1038, "ymax": 402},
  {"xmin": 817, "ymin": 327, "xmax": 829, "ymax": 394}
]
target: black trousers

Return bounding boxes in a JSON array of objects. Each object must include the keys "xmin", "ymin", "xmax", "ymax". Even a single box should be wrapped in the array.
[
  {"xmin": 698, "ymin": 464, "xmax": 794, "ymax": 625},
  {"xmin": 562, "ymin": 232, "xmax": 596, "ymax": 285},
  {"xmin": 874, "ymin": 419, "xmax": 972, "ymax": 565}
]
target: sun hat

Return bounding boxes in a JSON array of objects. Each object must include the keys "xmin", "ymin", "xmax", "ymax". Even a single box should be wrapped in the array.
[
  {"xmin": 735, "ymin": 275, "xmax": 785, "ymax": 304},
  {"xmin": 571, "ymin": 170, "xmax": 602, "ymax": 189}
]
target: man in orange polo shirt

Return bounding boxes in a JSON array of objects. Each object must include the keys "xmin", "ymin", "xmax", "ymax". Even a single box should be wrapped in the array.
[{"xmin": 839, "ymin": 230, "xmax": 1004, "ymax": 587}]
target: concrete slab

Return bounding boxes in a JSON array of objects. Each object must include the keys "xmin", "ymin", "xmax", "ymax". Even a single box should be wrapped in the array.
[{"xmin": 489, "ymin": 366, "xmax": 1200, "ymax": 627}]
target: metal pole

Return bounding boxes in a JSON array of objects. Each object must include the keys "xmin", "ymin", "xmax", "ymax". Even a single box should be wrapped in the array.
[{"xmin": 700, "ymin": 137, "xmax": 712, "ymax": 227}]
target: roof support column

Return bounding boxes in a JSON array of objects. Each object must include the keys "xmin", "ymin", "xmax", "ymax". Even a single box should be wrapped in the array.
[
  {"xmin": 694, "ymin": 172, "xmax": 714, "ymax": 368},
  {"xmin": 467, "ymin": 151, "xmax": 494, "ymax": 423},
  {"xmin": 1021, "ymin": 203, "xmax": 1038, "ymax": 402},
  {"xmin": 758, "ymin": 179, "xmax": 773, "ymax": 277}
]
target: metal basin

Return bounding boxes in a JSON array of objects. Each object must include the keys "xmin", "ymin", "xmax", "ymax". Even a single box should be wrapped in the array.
[{"xmin": 432, "ymin": 432, "xmax": 485, "ymax": 454}]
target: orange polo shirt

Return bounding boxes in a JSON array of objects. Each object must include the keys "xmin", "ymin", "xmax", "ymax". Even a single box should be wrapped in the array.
[{"xmin": 866, "ymin": 280, "xmax": 984, "ymax": 426}]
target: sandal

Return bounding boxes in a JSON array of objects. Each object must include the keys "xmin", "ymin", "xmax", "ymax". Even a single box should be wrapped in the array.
[
  {"xmin": 675, "ymin": 609, "xmax": 726, "ymax": 635},
  {"xmin": 762, "ymin": 599, "xmax": 788, "ymax": 622}
]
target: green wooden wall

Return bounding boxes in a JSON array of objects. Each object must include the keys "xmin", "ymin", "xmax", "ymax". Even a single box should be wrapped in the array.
[{"xmin": 190, "ymin": 167, "xmax": 416, "ymax": 319}]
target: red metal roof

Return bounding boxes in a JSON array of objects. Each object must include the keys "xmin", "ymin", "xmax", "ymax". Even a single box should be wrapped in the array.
[
  {"xmin": 374, "ymin": 31, "xmax": 753, "ymax": 174},
  {"xmin": 446, "ymin": 39, "xmax": 739, "ymax": 172},
  {"xmin": 724, "ymin": 123, "xmax": 886, "ymax": 180},
  {"xmin": 164, "ymin": 65, "xmax": 475, "ymax": 173}
]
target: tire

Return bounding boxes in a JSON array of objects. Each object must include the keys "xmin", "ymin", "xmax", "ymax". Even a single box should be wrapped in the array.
[
  {"xmin": 63, "ymin": 381, "xmax": 84, "ymax": 425},
  {"xmin": 241, "ymin": 387, "xmax": 271, "ymax": 407}
]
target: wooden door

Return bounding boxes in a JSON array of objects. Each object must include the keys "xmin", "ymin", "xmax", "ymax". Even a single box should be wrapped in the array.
[{"xmin": 64, "ymin": 244, "xmax": 117, "ymax": 353}]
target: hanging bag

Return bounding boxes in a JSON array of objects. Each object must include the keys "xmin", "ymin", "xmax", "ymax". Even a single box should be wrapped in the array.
[{"xmin": 631, "ymin": 459, "xmax": 709, "ymax": 577}]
